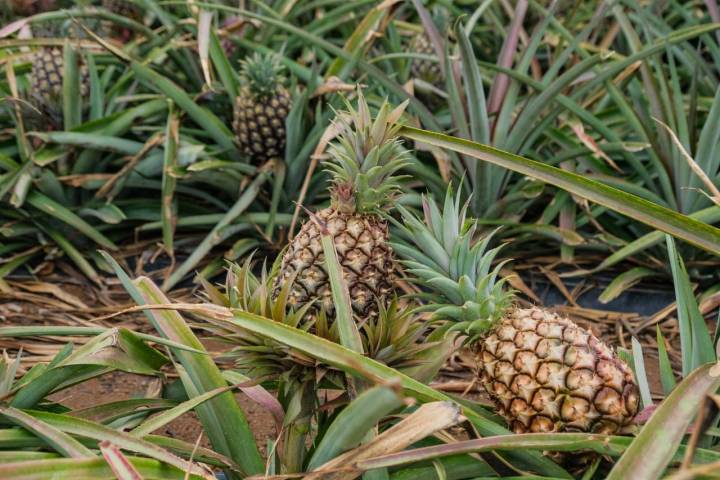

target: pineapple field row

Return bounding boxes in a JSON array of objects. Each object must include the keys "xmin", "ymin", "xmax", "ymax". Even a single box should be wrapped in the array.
[{"xmin": 1, "ymin": 0, "xmax": 720, "ymax": 479}]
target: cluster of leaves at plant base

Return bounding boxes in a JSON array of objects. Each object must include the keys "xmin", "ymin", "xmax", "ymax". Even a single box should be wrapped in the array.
[{"xmin": 0, "ymin": 0, "xmax": 719, "ymax": 293}]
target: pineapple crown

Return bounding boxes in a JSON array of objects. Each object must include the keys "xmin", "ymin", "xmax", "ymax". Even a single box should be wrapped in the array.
[
  {"xmin": 324, "ymin": 89, "xmax": 411, "ymax": 214},
  {"xmin": 196, "ymin": 256, "xmax": 317, "ymax": 378},
  {"xmin": 391, "ymin": 185, "xmax": 515, "ymax": 339},
  {"xmin": 239, "ymin": 52, "xmax": 285, "ymax": 98}
]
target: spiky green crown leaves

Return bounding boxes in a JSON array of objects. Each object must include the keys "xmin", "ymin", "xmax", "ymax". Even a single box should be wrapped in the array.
[
  {"xmin": 239, "ymin": 52, "xmax": 285, "ymax": 98},
  {"xmin": 196, "ymin": 256, "xmax": 441, "ymax": 381},
  {"xmin": 196, "ymin": 256, "xmax": 318, "ymax": 378},
  {"xmin": 325, "ymin": 90, "xmax": 411, "ymax": 214},
  {"xmin": 391, "ymin": 186, "xmax": 515, "ymax": 338}
]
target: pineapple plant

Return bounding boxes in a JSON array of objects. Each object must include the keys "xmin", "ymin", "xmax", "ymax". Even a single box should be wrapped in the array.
[
  {"xmin": 197, "ymin": 257, "xmax": 447, "ymax": 472},
  {"xmin": 233, "ymin": 53, "xmax": 292, "ymax": 163},
  {"xmin": 392, "ymin": 188, "xmax": 640, "ymax": 435},
  {"xmin": 272, "ymin": 91, "xmax": 410, "ymax": 322}
]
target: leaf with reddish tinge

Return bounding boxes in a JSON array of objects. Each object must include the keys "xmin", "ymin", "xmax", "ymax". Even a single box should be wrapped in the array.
[
  {"xmin": 100, "ymin": 441, "xmax": 144, "ymax": 480},
  {"xmin": 223, "ymin": 370, "xmax": 285, "ymax": 432}
]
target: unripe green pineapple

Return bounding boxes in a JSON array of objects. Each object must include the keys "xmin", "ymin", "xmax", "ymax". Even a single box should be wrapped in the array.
[
  {"xmin": 409, "ymin": 33, "xmax": 443, "ymax": 87},
  {"xmin": 29, "ymin": 47, "xmax": 89, "ymax": 129},
  {"xmin": 272, "ymin": 91, "xmax": 410, "ymax": 322},
  {"xmin": 393, "ymin": 188, "xmax": 640, "ymax": 436},
  {"xmin": 233, "ymin": 53, "xmax": 291, "ymax": 163}
]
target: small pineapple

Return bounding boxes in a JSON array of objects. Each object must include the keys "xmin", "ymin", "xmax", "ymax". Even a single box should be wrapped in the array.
[
  {"xmin": 409, "ymin": 33, "xmax": 443, "ymax": 87},
  {"xmin": 29, "ymin": 47, "xmax": 89, "ymax": 129},
  {"xmin": 102, "ymin": 0, "xmax": 143, "ymax": 41},
  {"xmin": 393, "ymin": 189, "xmax": 640, "ymax": 435},
  {"xmin": 233, "ymin": 53, "xmax": 291, "ymax": 163},
  {"xmin": 272, "ymin": 91, "xmax": 410, "ymax": 322}
]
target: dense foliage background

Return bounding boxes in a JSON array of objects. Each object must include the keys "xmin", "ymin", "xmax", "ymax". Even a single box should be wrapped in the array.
[{"xmin": 1, "ymin": 1, "xmax": 720, "ymax": 479}]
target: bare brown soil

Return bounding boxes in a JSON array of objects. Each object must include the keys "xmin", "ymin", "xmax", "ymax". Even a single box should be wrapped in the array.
[{"xmin": 49, "ymin": 371, "xmax": 277, "ymax": 452}]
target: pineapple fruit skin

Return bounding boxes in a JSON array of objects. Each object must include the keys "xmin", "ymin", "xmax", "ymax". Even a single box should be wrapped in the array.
[
  {"xmin": 273, "ymin": 207, "xmax": 395, "ymax": 321},
  {"xmin": 233, "ymin": 86, "xmax": 291, "ymax": 163},
  {"xmin": 410, "ymin": 34, "xmax": 442, "ymax": 87},
  {"xmin": 29, "ymin": 48, "xmax": 89, "ymax": 125},
  {"xmin": 478, "ymin": 306, "xmax": 640, "ymax": 434}
]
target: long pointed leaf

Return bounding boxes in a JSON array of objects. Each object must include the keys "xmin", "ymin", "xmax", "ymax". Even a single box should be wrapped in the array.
[
  {"xmin": 607, "ymin": 363, "xmax": 720, "ymax": 479},
  {"xmin": 399, "ymin": 127, "xmax": 720, "ymax": 255}
]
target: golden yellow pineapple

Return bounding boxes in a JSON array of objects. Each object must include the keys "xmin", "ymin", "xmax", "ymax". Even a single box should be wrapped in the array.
[
  {"xmin": 272, "ymin": 91, "xmax": 410, "ymax": 321},
  {"xmin": 479, "ymin": 307, "xmax": 639, "ymax": 434},
  {"xmin": 233, "ymin": 53, "xmax": 291, "ymax": 163},
  {"xmin": 393, "ymin": 189, "xmax": 640, "ymax": 435}
]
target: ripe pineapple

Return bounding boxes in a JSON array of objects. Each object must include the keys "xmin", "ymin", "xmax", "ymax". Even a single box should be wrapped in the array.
[
  {"xmin": 29, "ymin": 47, "xmax": 89, "ymax": 129},
  {"xmin": 393, "ymin": 189, "xmax": 640, "ymax": 435},
  {"xmin": 272, "ymin": 91, "xmax": 410, "ymax": 322},
  {"xmin": 409, "ymin": 33, "xmax": 443, "ymax": 87},
  {"xmin": 102, "ymin": 0, "xmax": 143, "ymax": 41},
  {"xmin": 233, "ymin": 53, "xmax": 291, "ymax": 163}
]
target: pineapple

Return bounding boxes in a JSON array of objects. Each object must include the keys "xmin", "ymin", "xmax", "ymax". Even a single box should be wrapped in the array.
[
  {"xmin": 409, "ymin": 33, "xmax": 443, "ymax": 87},
  {"xmin": 393, "ymin": 188, "xmax": 640, "ymax": 435},
  {"xmin": 102, "ymin": 0, "xmax": 143, "ymax": 41},
  {"xmin": 29, "ymin": 47, "xmax": 89, "ymax": 130},
  {"xmin": 272, "ymin": 91, "xmax": 410, "ymax": 322},
  {"xmin": 233, "ymin": 53, "xmax": 291, "ymax": 163}
]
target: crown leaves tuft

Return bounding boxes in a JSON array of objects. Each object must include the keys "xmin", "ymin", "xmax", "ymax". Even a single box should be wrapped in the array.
[
  {"xmin": 324, "ymin": 89, "xmax": 411, "ymax": 214},
  {"xmin": 391, "ymin": 185, "xmax": 515, "ymax": 339},
  {"xmin": 195, "ymin": 254, "xmax": 440, "ymax": 380},
  {"xmin": 239, "ymin": 52, "xmax": 285, "ymax": 98}
]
